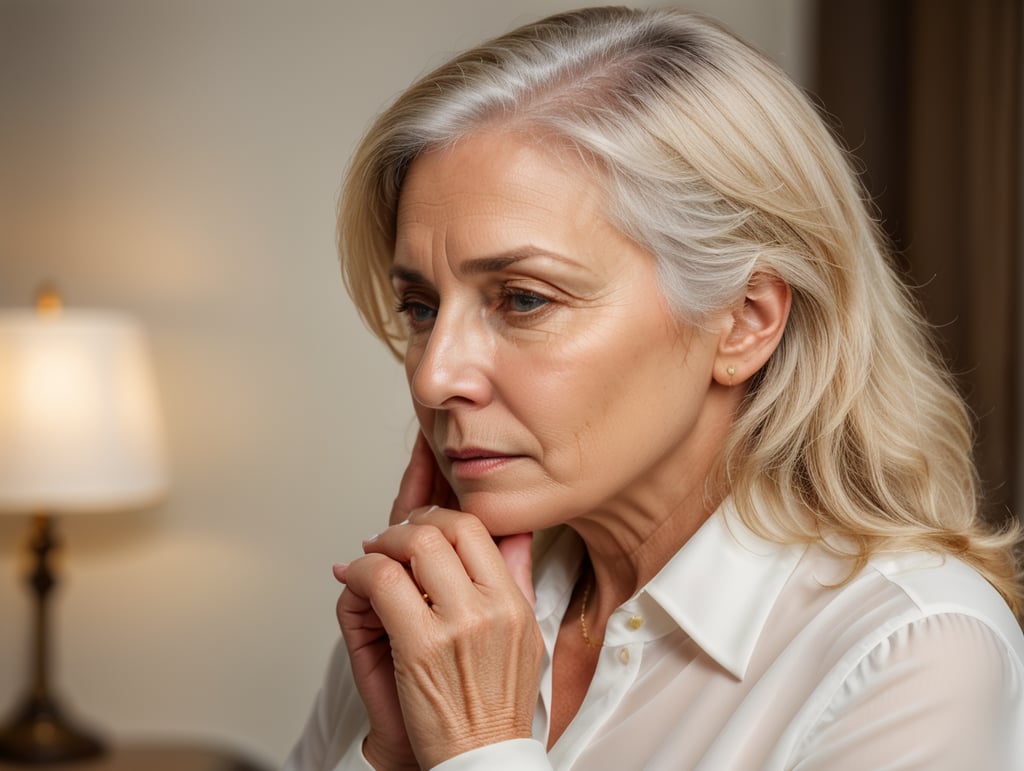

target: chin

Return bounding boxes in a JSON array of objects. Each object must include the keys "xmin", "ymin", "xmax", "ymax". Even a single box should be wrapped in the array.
[{"xmin": 455, "ymin": 487, "xmax": 570, "ymax": 537}]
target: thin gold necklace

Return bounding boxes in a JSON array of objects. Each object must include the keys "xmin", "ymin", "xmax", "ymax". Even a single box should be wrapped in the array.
[{"xmin": 579, "ymin": 571, "xmax": 601, "ymax": 648}]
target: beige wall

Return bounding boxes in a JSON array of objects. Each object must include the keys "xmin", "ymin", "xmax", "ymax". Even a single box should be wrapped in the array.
[{"xmin": 0, "ymin": 0, "xmax": 810, "ymax": 765}]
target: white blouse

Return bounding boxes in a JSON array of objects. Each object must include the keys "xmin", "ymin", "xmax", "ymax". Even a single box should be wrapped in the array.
[{"xmin": 284, "ymin": 503, "xmax": 1024, "ymax": 770}]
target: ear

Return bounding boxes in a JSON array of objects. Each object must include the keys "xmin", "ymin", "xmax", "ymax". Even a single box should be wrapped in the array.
[{"xmin": 713, "ymin": 272, "xmax": 791, "ymax": 386}]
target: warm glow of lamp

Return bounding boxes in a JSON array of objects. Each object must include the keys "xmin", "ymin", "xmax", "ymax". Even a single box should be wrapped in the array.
[
  {"xmin": 0, "ymin": 287, "xmax": 167, "ymax": 762},
  {"xmin": 0, "ymin": 306, "xmax": 167, "ymax": 513}
]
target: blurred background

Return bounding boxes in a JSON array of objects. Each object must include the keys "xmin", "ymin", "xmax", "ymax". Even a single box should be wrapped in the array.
[{"xmin": 0, "ymin": 0, "xmax": 1018, "ymax": 767}]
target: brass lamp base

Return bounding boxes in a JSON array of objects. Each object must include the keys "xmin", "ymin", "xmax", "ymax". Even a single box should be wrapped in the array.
[{"xmin": 0, "ymin": 693, "xmax": 105, "ymax": 764}]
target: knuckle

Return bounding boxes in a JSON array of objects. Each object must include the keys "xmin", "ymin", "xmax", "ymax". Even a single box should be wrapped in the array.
[
  {"xmin": 376, "ymin": 559, "xmax": 408, "ymax": 585},
  {"xmin": 450, "ymin": 596, "xmax": 530, "ymax": 638},
  {"xmin": 504, "ymin": 600, "xmax": 535, "ymax": 629},
  {"xmin": 360, "ymin": 555, "xmax": 408, "ymax": 591},
  {"xmin": 451, "ymin": 612, "xmax": 488, "ymax": 640},
  {"xmin": 407, "ymin": 524, "xmax": 446, "ymax": 554},
  {"xmin": 450, "ymin": 513, "xmax": 487, "ymax": 542}
]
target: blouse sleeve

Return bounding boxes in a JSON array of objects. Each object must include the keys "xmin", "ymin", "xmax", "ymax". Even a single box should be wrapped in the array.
[
  {"xmin": 430, "ymin": 739, "xmax": 552, "ymax": 771},
  {"xmin": 281, "ymin": 638, "xmax": 375, "ymax": 771},
  {"xmin": 791, "ymin": 612, "xmax": 1024, "ymax": 771}
]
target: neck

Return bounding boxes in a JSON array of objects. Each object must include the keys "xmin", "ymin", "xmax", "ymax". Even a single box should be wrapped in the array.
[
  {"xmin": 571, "ymin": 486, "xmax": 721, "ymax": 631},
  {"xmin": 567, "ymin": 389, "xmax": 738, "ymax": 631}
]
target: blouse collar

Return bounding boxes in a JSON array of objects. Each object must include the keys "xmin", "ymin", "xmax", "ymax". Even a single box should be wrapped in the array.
[
  {"xmin": 644, "ymin": 499, "xmax": 806, "ymax": 679},
  {"xmin": 531, "ymin": 498, "xmax": 806, "ymax": 681}
]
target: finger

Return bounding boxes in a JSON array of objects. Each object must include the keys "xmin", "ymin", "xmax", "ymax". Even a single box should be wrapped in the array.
[
  {"xmin": 429, "ymin": 462, "xmax": 459, "ymax": 510},
  {"xmin": 364, "ymin": 519, "xmax": 478, "ymax": 608},
  {"xmin": 336, "ymin": 585, "xmax": 386, "ymax": 642},
  {"xmin": 419, "ymin": 435, "xmax": 459, "ymax": 511},
  {"xmin": 408, "ymin": 508, "xmax": 516, "ymax": 589},
  {"xmin": 390, "ymin": 432, "xmax": 444, "ymax": 525},
  {"xmin": 341, "ymin": 553, "xmax": 435, "ymax": 635},
  {"xmin": 341, "ymin": 553, "xmax": 432, "ymax": 611},
  {"xmin": 367, "ymin": 509, "xmax": 516, "ymax": 601},
  {"xmin": 389, "ymin": 432, "xmax": 434, "ymax": 525},
  {"xmin": 497, "ymin": 533, "xmax": 536, "ymax": 607}
]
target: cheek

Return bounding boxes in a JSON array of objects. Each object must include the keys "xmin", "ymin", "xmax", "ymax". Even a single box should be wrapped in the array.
[
  {"xmin": 529, "ymin": 329, "xmax": 710, "ymax": 466},
  {"xmin": 500, "ymin": 333, "xmax": 638, "ymax": 460}
]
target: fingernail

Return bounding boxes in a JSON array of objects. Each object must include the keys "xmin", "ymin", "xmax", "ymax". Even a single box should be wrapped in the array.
[
  {"xmin": 404, "ymin": 505, "xmax": 437, "ymax": 522},
  {"xmin": 332, "ymin": 562, "xmax": 348, "ymax": 581},
  {"xmin": 363, "ymin": 532, "xmax": 379, "ymax": 544}
]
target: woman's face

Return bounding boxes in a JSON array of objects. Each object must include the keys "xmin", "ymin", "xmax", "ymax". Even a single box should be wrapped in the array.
[{"xmin": 392, "ymin": 132, "xmax": 733, "ymax": 536}]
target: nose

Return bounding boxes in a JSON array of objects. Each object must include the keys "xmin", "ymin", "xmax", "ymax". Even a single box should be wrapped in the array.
[{"xmin": 408, "ymin": 307, "xmax": 494, "ymax": 409}]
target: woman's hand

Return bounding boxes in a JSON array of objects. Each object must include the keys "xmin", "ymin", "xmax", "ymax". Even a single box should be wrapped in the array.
[
  {"xmin": 338, "ymin": 507, "xmax": 543, "ymax": 769},
  {"xmin": 335, "ymin": 432, "xmax": 541, "ymax": 769}
]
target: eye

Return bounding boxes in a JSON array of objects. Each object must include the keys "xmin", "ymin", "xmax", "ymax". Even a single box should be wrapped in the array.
[
  {"xmin": 502, "ymin": 290, "xmax": 550, "ymax": 314},
  {"xmin": 394, "ymin": 298, "xmax": 437, "ymax": 331}
]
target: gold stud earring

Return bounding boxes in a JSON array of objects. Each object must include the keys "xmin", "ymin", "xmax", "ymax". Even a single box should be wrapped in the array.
[{"xmin": 726, "ymin": 365, "xmax": 736, "ymax": 385}]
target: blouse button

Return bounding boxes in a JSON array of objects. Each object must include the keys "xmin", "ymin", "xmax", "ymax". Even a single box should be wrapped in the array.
[
  {"xmin": 619, "ymin": 647, "xmax": 631, "ymax": 665},
  {"xmin": 628, "ymin": 615, "xmax": 644, "ymax": 630}
]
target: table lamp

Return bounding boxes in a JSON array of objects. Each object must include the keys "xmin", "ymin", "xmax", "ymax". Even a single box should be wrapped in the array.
[{"xmin": 0, "ymin": 287, "xmax": 168, "ymax": 763}]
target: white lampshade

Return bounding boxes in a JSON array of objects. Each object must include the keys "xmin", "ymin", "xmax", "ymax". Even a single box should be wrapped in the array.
[{"xmin": 0, "ymin": 308, "xmax": 168, "ymax": 514}]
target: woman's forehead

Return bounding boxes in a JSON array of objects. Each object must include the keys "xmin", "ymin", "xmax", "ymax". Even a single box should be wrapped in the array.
[{"xmin": 394, "ymin": 133, "xmax": 611, "ymax": 255}]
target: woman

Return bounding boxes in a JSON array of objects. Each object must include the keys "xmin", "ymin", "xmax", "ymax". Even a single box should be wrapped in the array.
[{"xmin": 286, "ymin": 7, "xmax": 1024, "ymax": 770}]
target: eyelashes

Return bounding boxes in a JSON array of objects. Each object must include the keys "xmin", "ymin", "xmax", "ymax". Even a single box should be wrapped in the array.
[
  {"xmin": 503, "ymin": 290, "xmax": 549, "ymax": 313},
  {"xmin": 394, "ymin": 287, "xmax": 553, "ymax": 332},
  {"xmin": 394, "ymin": 298, "xmax": 437, "ymax": 328}
]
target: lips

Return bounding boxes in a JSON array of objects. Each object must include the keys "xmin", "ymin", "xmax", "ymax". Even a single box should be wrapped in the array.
[
  {"xmin": 444, "ymin": 447, "xmax": 508, "ymax": 461},
  {"xmin": 443, "ymin": 447, "xmax": 523, "ymax": 479}
]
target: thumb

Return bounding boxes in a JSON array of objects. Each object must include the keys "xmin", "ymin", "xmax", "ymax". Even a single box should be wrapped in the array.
[{"xmin": 497, "ymin": 532, "xmax": 535, "ymax": 608}]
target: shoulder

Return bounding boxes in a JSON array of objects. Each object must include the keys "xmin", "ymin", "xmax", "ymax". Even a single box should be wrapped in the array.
[
  {"xmin": 864, "ymin": 551, "xmax": 1024, "ymax": 661},
  {"xmin": 789, "ymin": 544, "xmax": 1023, "ymax": 659},
  {"xmin": 785, "ymin": 552, "xmax": 1024, "ymax": 768},
  {"xmin": 801, "ymin": 548, "xmax": 1024, "ymax": 683}
]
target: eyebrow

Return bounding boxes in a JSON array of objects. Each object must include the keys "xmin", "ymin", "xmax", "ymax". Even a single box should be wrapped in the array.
[{"xmin": 389, "ymin": 253, "xmax": 530, "ymax": 285}]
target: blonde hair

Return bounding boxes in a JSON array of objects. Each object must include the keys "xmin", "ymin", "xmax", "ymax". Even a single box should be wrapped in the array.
[{"xmin": 338, "ymin": 7, "xmax": 1022, "ymax": 612}]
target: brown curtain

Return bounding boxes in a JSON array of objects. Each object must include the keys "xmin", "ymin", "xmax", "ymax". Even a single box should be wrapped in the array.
[{"xmin": 814, "ymin": 0, "xmax": 1022, "ymax": 527}]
